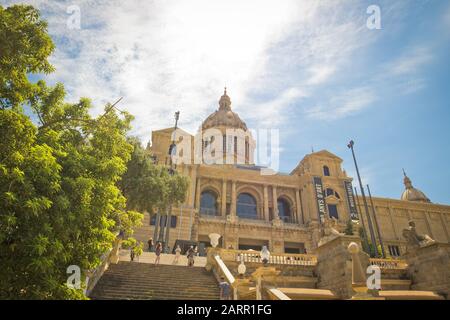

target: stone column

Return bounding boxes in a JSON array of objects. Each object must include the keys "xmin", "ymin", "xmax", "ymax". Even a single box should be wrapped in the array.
[
  {"xmin": 295, "ymin": 189, "xmax": 302, "ymax": 224},
  {"xmin": 272, "ymin": 186, "xmax": 279, "ymax": 220},
  {"xmin": 439, "ymin": 212, "xmax": 450, "ymax": 242},
  {"xmin": 195, "ymin": 177, "xmax": 202, "ymax": 209},
  {"xmin": 263, "ymin": 185, "xmax": 269, "ymax": 221},
  {"xmin": 387, "ymin": 205, "xmax": 399, "ymax": 240},
  {"xmin": 424, "ymin": 211, "xmax": 434, "ymax": 239},
  {"xmin": 230, "ymin": 180, "xmax": 237, "ymax": 217},
  {"xmin": 221, "ymin": 179, "xmax": 227, "ymax": 216}
]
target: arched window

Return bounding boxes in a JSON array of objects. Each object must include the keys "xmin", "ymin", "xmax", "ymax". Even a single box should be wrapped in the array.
[
  {"xmin": 200, "ymin": 190, "xmax": 218, "ymax": 216},
  {"xmin": 326, "ymin": 188, "xmax": 340, "ymax": 199},
  {"xmin": 326, "ymin": 188, "xmax": 334, "ymax": 197},
  {"xmin": 237, "ymin": 193, "xmax": 258, "ymax": 219},
  {"xmin": 277, "ymin": 198, "xmax": 294, "ymax": 223},
  {"xmin": 323, "ymin": 165, "xmax": 330, "ymax": 176}
]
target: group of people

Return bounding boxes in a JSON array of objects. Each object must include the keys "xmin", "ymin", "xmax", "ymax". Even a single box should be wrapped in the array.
[
  {"xmin": 142, "ymin": 238, "xmax": 231, "ymax": 299},
  {"xmin": 146, "ymin": 238, "xmax": 198, "ymax": 267}
]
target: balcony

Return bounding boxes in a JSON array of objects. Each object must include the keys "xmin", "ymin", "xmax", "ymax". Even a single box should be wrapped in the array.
[
  {"xmin": 199, "ymin": 207, "xmax": 223, "ymax": 219},
  {"xmin": 279, "ymin": 215, "xmax": 298, "ymax": 225}
]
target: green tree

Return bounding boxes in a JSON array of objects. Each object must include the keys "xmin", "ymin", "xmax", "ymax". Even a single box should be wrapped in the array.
[
  {"xmin": 344, "ymin": 219, "xmax": 354, "ymax": 235},
  {"xmin": 0, "ymin": 4, "xmax": 143, "ymax": 299},
  {"xmin": 118, "ymin": 137, "xmax": 189, "ymax": 217},
  {"xmin": 0, "ymin": 5, "xmax": 55, "ymax": 109}
]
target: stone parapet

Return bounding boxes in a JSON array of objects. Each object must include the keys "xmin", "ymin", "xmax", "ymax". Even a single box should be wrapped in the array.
[
  {"xmin": 403, "ymin": 242, "xmax": 450, "ymax": 299},
  {"xmin": 315, "ymin": 235, "xmax": 368, "ymax": 299}
]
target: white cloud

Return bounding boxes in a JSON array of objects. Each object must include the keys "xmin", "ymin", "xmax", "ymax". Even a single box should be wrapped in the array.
[
  {"xmin": 305, "ymin": 87, "xmax": 376, "ymax": 121},
  {"xmin": 389, "ymin": 47, "xmax": 433, "ymax": 76},
  {"xmin": 306, "ymin": 65, "xmax": 336, "ymax": 85},
  {"xmin": 6, "ymin": 0, "xmax": 384, "ymax": 139},
  {"xmin": 243, "ymin": 87, "xmax": 308, "ymax": 127}
]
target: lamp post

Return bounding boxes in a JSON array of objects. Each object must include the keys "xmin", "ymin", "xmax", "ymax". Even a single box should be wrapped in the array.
[
  {"xmin": 347, "ymin": 140, "xmax": 379, "ymax": 258},
  {"xmin": 367, "ymin": 184, "xmax": 386, "ymax": 258},
  {"xmin": 164, "ymin": 111, "xmax": 180, "ymax": 253}
]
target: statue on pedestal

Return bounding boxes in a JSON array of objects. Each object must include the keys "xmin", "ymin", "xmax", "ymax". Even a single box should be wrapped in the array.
[{"xmin": 402, "ymin": 220, "xmax": 435, "ymax": 250}]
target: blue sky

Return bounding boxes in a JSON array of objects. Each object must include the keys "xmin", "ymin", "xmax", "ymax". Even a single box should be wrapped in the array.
[{"xmin": 5, "ymin": 0, "xmax": 450, "ymax": 204}]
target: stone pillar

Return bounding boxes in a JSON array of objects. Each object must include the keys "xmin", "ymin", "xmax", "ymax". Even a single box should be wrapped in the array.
[
  {"xmin": 424, "ymin": 211, "xmax": 434, "ymax": 239},
  {"xmin": 195, "ymin": 177, "xmax": 202, "ymax": 209},
  {"xmin": 295, "ymin": 189, "xmax": 302, "ymax": 224},
  {"xmin": 263, "ymin": 185, "xmax": 269, "ymax": 221},
  {"xmin": 272, "ymin": 186, "xmax": 279, "ymax": 220},
  {"xmin": 315, "ymin": 235, "xmax": 367, "ymax": 299},
  {"xmin": 230, "ymin": 180, "xmax": 237, "ymax": 217},
  {"xmin": 439, "ymin": 212, "xmax": 450, "ymax": 242},
  {"xmin": 221, "ymin": 179, "xmax": 227, "ymax": 216}
]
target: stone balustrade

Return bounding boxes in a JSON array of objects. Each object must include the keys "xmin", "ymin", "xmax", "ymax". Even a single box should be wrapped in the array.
[
  {"xmin": 369, "ymin": 258, "xmax": 408, "ymax": 270},
  {"xmin": 219, "ymin": 248, "xmax": 317, "ymax": 266}
]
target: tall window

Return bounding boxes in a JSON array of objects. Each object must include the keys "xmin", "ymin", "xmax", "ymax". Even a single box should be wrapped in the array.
[
  {"xmin": 323, "ymin": 165, "xmax": 330, "ymax": 176},
  {"xmin": 150, "ymin": 215, "xmax": 177, "ymax": 228},
  {"xmin": 223, "ymin": 135, "xmax": 226, "ymax": 154},
  {"xmin": 328, "ymin": 204, "xmax": 339, "ymax": 219},
  {"xmin": 237, "ymin": 193, "xmax": 258, "ymax": 219},
  {"xmin": 245, "ymin": 140, "xmax": 249, "ymax": 162},
  {"xmin": 234, "ymin": 136, "xmax": 238, "ymax": 155},
  {"xmin": 277, "ymin": 198, "xmax": 294, "ymax": 223},
  {"xmin": 200, "ymin": 191, "xmax": 218, "ymax": 216}
]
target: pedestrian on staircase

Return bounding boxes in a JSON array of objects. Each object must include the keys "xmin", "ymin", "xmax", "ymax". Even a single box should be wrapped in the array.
[
  {"xmin": 130, "ymin": 246, "xmax": 135, "ymax": 262},
  {"xmin": 187, "ymin": 246, "xmax": 195, "ymax": 267},
  {"xmin": 219, "ymin": 277, "xmax": 231, "ymax": 300},
  {"xmin": 154, "ymin": 242, "xmax": 162, "ymax": 266},
  {"xmin": 148, "ymin": 238, "xmax": 153, "ymax": 252},
  {"xmin": 173, "ymin": 245, "xmax": 182, "ymax": 264}
]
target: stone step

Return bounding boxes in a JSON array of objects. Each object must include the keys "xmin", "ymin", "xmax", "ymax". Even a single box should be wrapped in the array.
[{"xmin": 89, "ymin": 261, "xmax": 220, "ymax": 300}]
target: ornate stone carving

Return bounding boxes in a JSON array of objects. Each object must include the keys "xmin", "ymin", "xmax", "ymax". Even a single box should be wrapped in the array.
[
  {"xmin": 402, "ymin": 220, "xmax": 435, "ymax": 250},
  {"xmin": 318, "ymin": 217, "xmax": 344, "ymax": 246}
]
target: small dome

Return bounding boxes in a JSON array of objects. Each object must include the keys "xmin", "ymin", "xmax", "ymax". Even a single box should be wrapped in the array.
[
  {"xmin": 400, "ymin": 170, "xmax": 430, "ymax": 203},
  {"xmin": 201, "ymin": 88, "xmax": 248, "ymax": 131}
]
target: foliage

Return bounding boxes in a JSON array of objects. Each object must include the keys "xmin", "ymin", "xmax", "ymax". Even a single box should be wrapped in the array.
[
  {"xmin": 344, "ymin": 219, "xmax": 354, "ymax": 235},
  {"xmin": 0, "ymin": 4, "xmax": 145, "ymax": 299},
  {"xmin": 118, "ymin": 137, "xmax": 189, "ymax": 217},
  {"xmin": 0, "ymin": 5, "xmax": 55, "ymax": 109}
]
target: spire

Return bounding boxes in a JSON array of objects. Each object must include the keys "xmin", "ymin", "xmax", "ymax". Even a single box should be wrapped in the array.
[
  {"xmin": 219, "ymin": 87, "xmax": 231, "ymax": 111},
  {"xmin": 402, "ymin": 168, "xmax": 412, "ymax": 188}
]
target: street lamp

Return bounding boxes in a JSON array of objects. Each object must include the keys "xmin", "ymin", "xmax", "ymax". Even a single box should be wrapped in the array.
[
  {"xmin": 347, "ymin": 140, "xmax": 379, "ymax": 258},
  {"xmin": 163, "ymin": 111, "xmax": 180, "ymax": 253}
]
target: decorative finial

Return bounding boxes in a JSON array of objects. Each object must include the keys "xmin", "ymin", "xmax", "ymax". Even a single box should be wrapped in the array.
[
  {"xmin": 402, "ymin": 168, "xmax": 407, "ymax": 177},
  {"xmin": 224, "ymin": 86, "xmax": 227, "ymax": 95}
]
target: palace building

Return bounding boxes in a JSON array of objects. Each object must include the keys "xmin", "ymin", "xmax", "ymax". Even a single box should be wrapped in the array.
[{"xmin": 134, "ymin": 89, "xmax": 450, "ymax": 257}]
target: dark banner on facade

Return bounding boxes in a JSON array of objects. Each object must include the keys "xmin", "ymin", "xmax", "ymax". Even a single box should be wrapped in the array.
[
  {"xmin": 344, "ymin": 180, "xmax": 359, "ymax": 220},
  {"xmin": 313, "ymin": 177, "xmax": 326, "ymax": 222}
]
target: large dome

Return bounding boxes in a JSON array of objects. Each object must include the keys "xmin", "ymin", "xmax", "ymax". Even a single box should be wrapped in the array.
[
  {"xmin": 201, "ymin": 89, "xmax": 247, "ymax": 131},
  {"xmin": 401, "ymin": 171, "xmax": 430, "ymax": 203}
]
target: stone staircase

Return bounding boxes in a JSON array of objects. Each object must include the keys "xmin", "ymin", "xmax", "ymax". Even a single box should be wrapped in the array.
[{"xmin": 89, "ymin": 261, "xmax": 220, "ymax": 300}]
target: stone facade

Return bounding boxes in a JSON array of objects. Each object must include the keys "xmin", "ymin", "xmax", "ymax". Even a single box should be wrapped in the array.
[{"xmin": 138, "ymin": 90, "xmax": 450, "ymax": 259}]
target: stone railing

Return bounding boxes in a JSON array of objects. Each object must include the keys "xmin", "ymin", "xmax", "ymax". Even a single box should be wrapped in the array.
[
  {"xmin": 266, "ymin": 288, "xmax": 291, "ymax": 300},
  {"xmin": 369, "ymin": 258, "xmax": 408, "ymax": 270},
  {"xmin": 85, "ymin": 236, "xmax": 122, "ymax": 296},
  {"xmin": 220, "ymin": 249, "xmax": 317, "ymax": 266}
]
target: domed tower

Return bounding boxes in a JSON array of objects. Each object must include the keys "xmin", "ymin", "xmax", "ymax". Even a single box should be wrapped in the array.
[
  {"xmin": 401, "ymin": 169, "xmax": 431, "ymax": 203},
  {"xmin": 198, "ymin": 88, "xmax": 255, "ymax": 165}
]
